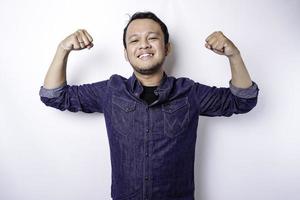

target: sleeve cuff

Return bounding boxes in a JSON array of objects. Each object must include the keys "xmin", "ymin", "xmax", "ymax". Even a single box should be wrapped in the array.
[
  {"xmin": 229, "ymin": 80, "xmax": 259, "ymax": 99},
  {"xmin": 39, "ymin": 82, "xmax": 67, "ymax": 98}
]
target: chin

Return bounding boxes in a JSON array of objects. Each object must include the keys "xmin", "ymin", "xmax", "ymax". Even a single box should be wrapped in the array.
[{"xmin": 133, "ymin": 64, "xmax": 163, "ymax": 75}]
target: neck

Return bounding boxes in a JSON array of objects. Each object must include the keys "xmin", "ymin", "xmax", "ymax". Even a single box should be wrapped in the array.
[{"xmin": 134, "ymin": 69, "xmax": 164, "ymax": 86}]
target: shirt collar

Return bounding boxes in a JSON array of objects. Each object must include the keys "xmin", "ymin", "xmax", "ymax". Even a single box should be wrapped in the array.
[{"xmin": 128, "ymin": 71, "xmax": 173, "ymax": 104}]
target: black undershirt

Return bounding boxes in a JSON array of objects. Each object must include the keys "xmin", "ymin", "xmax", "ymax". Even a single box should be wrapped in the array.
[{"xmin": 140, "ymin": 86, "xmax": 158, "ymax": 105}]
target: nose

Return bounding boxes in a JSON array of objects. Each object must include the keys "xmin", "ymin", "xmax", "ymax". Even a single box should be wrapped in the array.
[{"xmin": 139, "ymin": 38, "xmax": 151, "ymax": 49}]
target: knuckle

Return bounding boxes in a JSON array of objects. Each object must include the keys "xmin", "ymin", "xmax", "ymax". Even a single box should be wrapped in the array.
[
  {"xmin": 75, "ymin": 32, "xmax": 80, "ymax": 37},
  {"xmin": 77, "ymin": 29, "xmax": 84, "ymax": 35},
  {"xmin": 216, "ymin": 31, "xmax": 223, "ymax": 37},
  {"xmin": 71, "ymin": 35, "xmax": 77, "ymax": 40}
]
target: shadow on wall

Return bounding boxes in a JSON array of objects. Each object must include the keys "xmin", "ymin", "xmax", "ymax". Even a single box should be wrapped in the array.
[
  {"xmin": 164, "ymin": 39, "xmax": 177, "ymax": 75},
  {"xmin": 68, "ymin": 47, "xmax": 111, "ymax": 84}
]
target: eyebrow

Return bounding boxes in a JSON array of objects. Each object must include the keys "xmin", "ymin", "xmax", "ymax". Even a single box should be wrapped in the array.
[{"xmin": 128, "ymin": 31, "xmax": 160, "ymax": 40}]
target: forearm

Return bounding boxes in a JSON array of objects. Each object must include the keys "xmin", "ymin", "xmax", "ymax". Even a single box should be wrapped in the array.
[
  {"xmin": 228, "ymin": 53, "xmax": 253, "ymax": 88},
  {"xmin": 43, "ymin": 44, "xmax": 70, "ymax": 89},
  {"xmin": 205, "ymin": 31, "xmax": 254, "ymax": 88}
]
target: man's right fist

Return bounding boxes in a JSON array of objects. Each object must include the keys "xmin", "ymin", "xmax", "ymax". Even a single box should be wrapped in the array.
[{"xmin": 59, "ymin": 29, "xmax": 94, "ymax": 51}]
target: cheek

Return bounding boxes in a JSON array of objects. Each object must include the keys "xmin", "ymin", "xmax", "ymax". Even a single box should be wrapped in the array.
[
  {"xmin": 126, "ymin": 50, "xmax": 135, "ymax": 60},
  {"xmin": 129, "ymin": 53, "xmax": 137, "ymax": 61},
  {"xmin": 128, "ymin": 46, "xmax": 137, "ymax": 56},
  {"xmin": 154, "ymin": 42, "xmax": 166, "ymax": 53}
]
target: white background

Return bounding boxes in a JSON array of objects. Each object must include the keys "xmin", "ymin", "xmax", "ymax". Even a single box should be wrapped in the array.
[{"xmin": 1, "ymin": 0, "xmax": 299, "ymax": 200}]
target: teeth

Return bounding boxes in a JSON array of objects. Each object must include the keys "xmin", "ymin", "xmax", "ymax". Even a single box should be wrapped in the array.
[{"xmin": 139, "ymin": 53, "xmax": 153, "ymax": 59}]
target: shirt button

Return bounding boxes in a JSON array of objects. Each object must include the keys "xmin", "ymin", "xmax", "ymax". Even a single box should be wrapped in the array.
[
  {"xmin": 145, "ymin": 176, "xmax": 149, "ymax": 181},
  {"xmin": 146, "ymin": 129, "xmax": 149, "ymax": 133},
  {"xmin": 145, "ymin": 153, "xmax": 149, "ymax": 157}
]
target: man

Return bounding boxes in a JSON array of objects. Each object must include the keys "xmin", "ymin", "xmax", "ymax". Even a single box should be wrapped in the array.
[{"xmin": 39, "ymin": 12, "xmax": 258, "ymax": 200}]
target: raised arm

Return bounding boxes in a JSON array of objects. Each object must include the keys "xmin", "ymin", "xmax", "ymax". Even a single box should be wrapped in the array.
[
  {"xmin": 43, "ymin": 29, "xmax": 94, "ymax": 89},
  {"xmin": 39, "ymin": 30, "xmax": 108, "ymax": 113},
  {"xmin": 193, "ymin": 31, "xmax": 259, "ymax": 117},
  {"xmin": 205, "ymin": 31, "xmax": 252, "ymax": 88}
]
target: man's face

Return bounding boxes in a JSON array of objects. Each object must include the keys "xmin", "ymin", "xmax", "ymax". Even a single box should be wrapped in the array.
[{"xmin": 124, "ymin": 19, "xmax": 169, "ymax": 75}]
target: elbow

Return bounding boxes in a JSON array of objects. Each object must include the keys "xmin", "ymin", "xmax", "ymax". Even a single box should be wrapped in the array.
[{"xmin": 234, "ymin": 96, "xmax": 258, "ymax": 114}]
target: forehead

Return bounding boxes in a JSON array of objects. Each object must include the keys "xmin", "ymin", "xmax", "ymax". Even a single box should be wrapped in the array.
[{"xmin": 126, "ymin": 19, "xmax": 163, "ymax": 38}]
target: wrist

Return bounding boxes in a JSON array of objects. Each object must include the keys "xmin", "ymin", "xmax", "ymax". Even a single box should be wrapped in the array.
[
  {"xmin": 58, "ymin": 42, "xmax": 72, "ymax": 53},
  {"xmin": 228, "ymin": 51, "xmax": 242, "ymax": 61},
  {"xmin": 57, "ymin": 43, "xmax": 71, "ymax": 56}
]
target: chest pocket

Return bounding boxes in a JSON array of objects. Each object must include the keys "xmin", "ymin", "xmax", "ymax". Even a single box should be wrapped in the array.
[
  {"xmin": 162, "ymin": 97, "xmax": 190, "ymax": 138},
  {"xmin": 112, "ymin": 95, "xmax": 136, "ymax": 136}
]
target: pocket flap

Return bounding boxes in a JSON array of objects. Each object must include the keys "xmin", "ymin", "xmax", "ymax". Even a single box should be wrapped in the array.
[
  {"xmin": 112, "ymin": 95, "xmax": 136, "ymax": 112},
  {"xmin": 162, "ymin": 97, "xmax": 188, "ymax": 113}
]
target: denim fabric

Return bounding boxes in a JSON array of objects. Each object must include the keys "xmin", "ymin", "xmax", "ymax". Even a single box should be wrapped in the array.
[{"xmin": 39, "ymin": 72, "xmax": 259, "ymax": 200}]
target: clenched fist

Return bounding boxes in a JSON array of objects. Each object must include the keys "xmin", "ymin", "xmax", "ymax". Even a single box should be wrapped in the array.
[
  {"xmin": 59, "ymin": 29, "xmax": 94, "ymax": 51},
  {"xmin": 205, "ymin": 31, "xmax": 240, "ymax": 57}
]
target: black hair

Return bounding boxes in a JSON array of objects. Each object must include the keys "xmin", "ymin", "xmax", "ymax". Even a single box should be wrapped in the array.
[{"xmin": 123, "ymin": 11, "xmax": 169, "ymax": 49}]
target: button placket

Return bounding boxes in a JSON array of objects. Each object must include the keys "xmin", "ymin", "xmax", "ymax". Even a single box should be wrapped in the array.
[{"xmin": 144, "ymin": 105, "xmax": 151, "ymax": 199}]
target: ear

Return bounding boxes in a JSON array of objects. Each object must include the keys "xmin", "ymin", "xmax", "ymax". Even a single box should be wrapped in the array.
[
  {"xmin": 124, "ymin": 48, "xmax": 129, "ymax": 62},
  {"xmin": 165, "ymin": 42, "xmax": 172, "ymax": 56}
]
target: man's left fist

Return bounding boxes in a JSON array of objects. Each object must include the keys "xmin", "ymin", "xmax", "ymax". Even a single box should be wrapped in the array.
[{"xmin": 205, "ymin": 31, "xmax": 240, "ymax": 57}]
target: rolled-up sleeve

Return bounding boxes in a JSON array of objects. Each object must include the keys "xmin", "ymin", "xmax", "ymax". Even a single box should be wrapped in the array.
[
  {"xmin": 39, "ymin": 80, "xmax": 108, "ymax": 113},
  {"xmin": 229, "ymin": 81, "xmax": 259, "ymax": 99},
  {"xmin": 39, "ymin": 82, "xmax": 67, "ymax": 98},
  {"xmin": 194, "ymin": 81, "xmax": 259, "ymax": 117}
]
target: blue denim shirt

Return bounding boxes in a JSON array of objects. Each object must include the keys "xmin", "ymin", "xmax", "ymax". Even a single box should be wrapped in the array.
[{"xmin": 39, "ymin": 72, "xmax": 259, "ymax": 200}]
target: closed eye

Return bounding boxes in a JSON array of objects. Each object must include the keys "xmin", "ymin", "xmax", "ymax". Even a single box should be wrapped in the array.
[{"xmin": 130, "ymin": 40, "xmax": 138, "ymax": 43}]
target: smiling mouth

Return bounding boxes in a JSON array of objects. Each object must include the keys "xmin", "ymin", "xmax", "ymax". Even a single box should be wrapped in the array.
[{"xmin": 138, "ymin": 53, "xmax": 154, "ymax": 60}]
